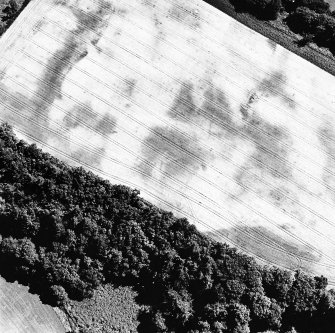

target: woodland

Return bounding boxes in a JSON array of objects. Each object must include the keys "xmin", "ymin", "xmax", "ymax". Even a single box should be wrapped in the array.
[{"xmin": 0, "ymin": 123, "xmax": 335, "ymax": 332}]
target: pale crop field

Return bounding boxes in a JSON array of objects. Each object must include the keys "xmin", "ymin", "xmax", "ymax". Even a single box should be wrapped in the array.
[
  {"xmin": 326, "ymin": 0, "xmax": 335, "ymax": 10},
  {"xmin": 1, "ymin": 0, "xmax": 335, "ymax": 288},
  {"xmin": 0, "ymin": 277, "xmax": 65, "ymax": 332}
]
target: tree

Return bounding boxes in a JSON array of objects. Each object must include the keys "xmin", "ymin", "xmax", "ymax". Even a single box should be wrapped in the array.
[
  {"xmin": 248, "ymin": 293, "xmax": 283, "ymax": 331},
  {"xmin": 231, "ymin": 0, "xmax": 282, "ymax": 20},
  {"xmin": 162, "ymin": 289, "xmax": 193, "ymax": 328},
  {"xmin": 283, "ymin": 0, "xmax": 329, "ymax": 12},
  {"xmin": 49, "ymin": 285, "xmax": 68, "ymax": 306},
  {"xmin": 212, "ymin": 321, "xmax": 227, "ymax": 333},
  {"xmin": 2, "ymin": 123, "xmax": 335, "ymax": 332},
  {"xmin": 196, "ymin": 321, "xmax": 211, "ymax": 333},
  {"xmin": 287, "ymin": 270, "xmax": 318, "ymax": 313},
  {"xmin": 285, "ymin": 328, "xmax": 298, "ymax": 333},
  {"xmin": 151, "ymin": 310, "xmax": 168, "ymax": 332},
  {"xmin": 266, "ymin": 0, "xmax": 283, "ymax": 19},
  {"xmin": 314, "ymin": 275, "xmax": 328, "ymax": 290},
  {"xmin": 137, "ymin": 308, "xmax": 167, "ymax": 333},
  {"xmin": 262, "ymin": 266, "xmax": 294, "ymax": 304},
  {"xmin": 225, "ymin": 279, "xmax": 246, "ymax": 303},
  {"xmin": 203, "ymin": 302, "xmax": 228, "ymax": 329},
  {"xmin": 0, "ymin": 237, "xmax": 38, "ymax": 282},
  {"xmin": 314, "ymin": 14, "xmax": 335, "ymax": 46},
  {"xmin": 286, "ymin": 6, "xmax": 321, "ymax": 35},
  {"xmin": 2, "ymin": 0, "xmax": 19, "ymax": 23},
  {"xmin": 281, "ymin": 270, "xmax": 322, "ymax": 332},
  {"xmin": 297, "ymin": 0, "xmax": 330, "ymax": 13}
]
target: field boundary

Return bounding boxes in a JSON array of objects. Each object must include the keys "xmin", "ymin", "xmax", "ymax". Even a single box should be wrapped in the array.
[{"xmin": 204, "ymin": 0, "xmax": 335, "ymax": 77}]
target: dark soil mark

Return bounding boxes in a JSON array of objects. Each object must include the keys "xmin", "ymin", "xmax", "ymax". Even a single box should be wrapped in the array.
[
  {"xmin": 269, "ymin": 186, "xmax": 294, "ymax": 208},
  {"xmin": 32, "ymin": 36, "xmax": 88, "ymax": 124},
  {"xmin": 202, "ymin": 85, "xmax": 232, "ymax": 135},
  {"xmin": 70, "ymin": 0, "xmax": 113, "ymax": 33},
  {"xmin": 243, "ymin": 116, "xmax": 292, "ymax": 179},
  {"xmin": 64, "ymin": 104, "xmax": 117, "ymax": 136},
  {"xmin": 90, "ymin": 32, "xmax": 104, "ymax": 53},
  {"xmin": 259, "ymin": 71, "xmax": 286, "ymax": 94},
  {"xmin": 167, "ymin": 3, "xmax": 201, "ymax": 29},
  {"xmin": 71, "ymin": 10, "xmax": 103, "ymax": 34},
  {"xmin": 168, "ymin": 82, "xmax": 232, "ymax": 136},
  {"xmin": 153, "ymin": 14, "xmax": 165, "ymax": 49},
  {"xmin": 64, "ymin": 104, "xmax": 97, "ymax": 128},
  {"xmin": 207, "ymin": 225, "xmax": 321, "ymax": 273},
  {"xmin": 240, "ymin": 92, "xmax": 259, "ymax": 120},
  {"xmin": 138, "ymin": 126, "xmax": 210, "ymax": 179},
  {"xmin": 71, "ymin": 146, "xmax": 106, "ymax": 168},
  {"xmin": 30, "ymin": 0, "xmax": 113, "ymax": 130},
  {"xmin": 62, "ymin": 105, "xmax": 116, "ymax": 167},
  {"xmin": 166, "ymin": 80, "xmax": 292, "ymax": 189},
  {"xmin": 91, "ymin": 38, "xmax": 99, "ymax": 47},
  {"xmin": 318, "ymin": 121, "xmax": 335, "ymax": 200},
  {"xmin": 32, "ymin": 20, "xmax": 44, "ymax": 33},
  {"xmin": 267, "ymin": 38, "xmax": 277, "ymax": 51},
  {"xmin": 234, "ymin": 112, "xmax": 292, "ymax": 193},
  {"xmin": 141, "ymin": 0, "xmax": 155, "ymax": 8},
  {"xmin": 234, "ymin": 71, "xmax": 295, "ymax": 188},
  {"xmin": 167, "ymin": 82, "xmax": 198, "ymax": 122},
  {"xmin": 95, "ymin": 113, "xmax": 117, "ymax": 136},
  {"xmin": 258, "ymin": 71, "xmax": 296, "ymax": 109},
  {"xmin": 123, "ymin": 78, "xmax": 137, "ymax": 97},
  {"xmin": 240, "ymin": 104, "xmax": 250, "ymax": 120}
]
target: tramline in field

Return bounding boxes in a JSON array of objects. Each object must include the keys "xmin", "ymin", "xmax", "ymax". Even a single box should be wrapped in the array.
[{"xmin": 0, "ymin": 0, "xmax": 335, "ymax": 285}]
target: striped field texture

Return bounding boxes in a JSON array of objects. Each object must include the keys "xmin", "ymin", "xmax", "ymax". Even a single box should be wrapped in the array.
[
  {"xmin": 0, "ymin": 277, "xmax": 65, "ymax": 332},
  {"xmin": 326, "ymin": 0, "xmax": 335, "ymax": 10},
  {"xmin": 1, "ymin": 0, "xmax": 335, "ymax": 286}
]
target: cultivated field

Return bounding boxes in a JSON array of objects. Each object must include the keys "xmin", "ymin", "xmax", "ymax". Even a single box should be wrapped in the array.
[
  {"xmin": 327, "ymin": 0, "xmax": 335, "ymax": 10},
  {"xmin": 1, "ymin": 0, "xmax": 335, "ymax": 287},
  {"xmin": 0, "ymin": 277, "xmax": 65, "ymax": 332}
]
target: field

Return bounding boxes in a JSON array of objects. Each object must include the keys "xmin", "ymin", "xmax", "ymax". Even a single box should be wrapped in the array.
[
  {"xmin": 2, "ymin": 0, "xmax": 335, "ymax": 331},
  {"xmin": 206, "ymin": 0, "xmax": 335, "ymax": 78},
  {"xmin": 1, "ymin": 0, "xmax": 335, "ymax": 284},
  {"xmin": 0, "ymin": 277, "xmax": 66, "ymax": 332},
  {"xmin": 327, "ymin": 0, "xmax": 335, "ymax": 10},
  {"xmin": 0, "ymin": 0, "xmax": 26, "ymax": 33}
]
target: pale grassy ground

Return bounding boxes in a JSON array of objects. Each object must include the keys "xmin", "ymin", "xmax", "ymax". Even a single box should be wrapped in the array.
[
  {"xmin": 326, "ymin": 0, "xmax": 335, "ymax": 11},
  {"xmin": 0, "ymin": 277, "xmax": 65, "ymax": 332},
  {"xmin": 64, "ymin": 284, "xmax": 141, "ymax": 333},
  {"xmin": 1, "ymin": 0, "xmax": 335, "ymax": 286}
]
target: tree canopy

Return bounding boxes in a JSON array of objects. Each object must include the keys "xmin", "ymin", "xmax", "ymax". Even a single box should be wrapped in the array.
[{"xmin": 0, "ymin": 123, "xmax": 335, "ymax": 332}]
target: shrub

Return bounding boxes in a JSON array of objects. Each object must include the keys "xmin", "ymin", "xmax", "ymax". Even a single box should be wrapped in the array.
[
  {"xmin": 49, "ymin": 285, "xmax": 69, "ymax": 306},
  {"xmin": 286, "ymin": 6, "xmax": 321, "ymax": 34},
  {"xmin": 297, "ymin": 0, "xmax": 330, "ymax": 13},
  {"xmin": 231, "ymin": 0, "xmax": 282, "ymax": 20}
]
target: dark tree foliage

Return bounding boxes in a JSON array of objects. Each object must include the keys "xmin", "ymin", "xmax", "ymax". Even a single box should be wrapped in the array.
[
  {"xmin": 286, "ymin": 7, "xmax": 323, "ymax": 34},
  {"xmin": 0, "ymin": 0, "xmax": 31, "ymax": 34},
  {"xmin": 231, "ymin": 0, "xmax": 329, "ymax": 20},
  {"xmin": 286, "ymin": 6, "xmax": 335, "ymax": 52},
  {"xmin": 2, "ymin": 0, "xmax": 19, "ymax": 23},
  {"xmin": 0, "ymin": 123, "xmax": 335, "ymax": 332},
  {"xmin": 221, "ymin": 0, "xmax": 335, "ymax": 55},
  {"xmin": 230, "ymin": 0, "xmax": 283, "ymax": 20},
  {"xmin": 283, "ymin": 0, "xmax": 330, "ymax": 13}
]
